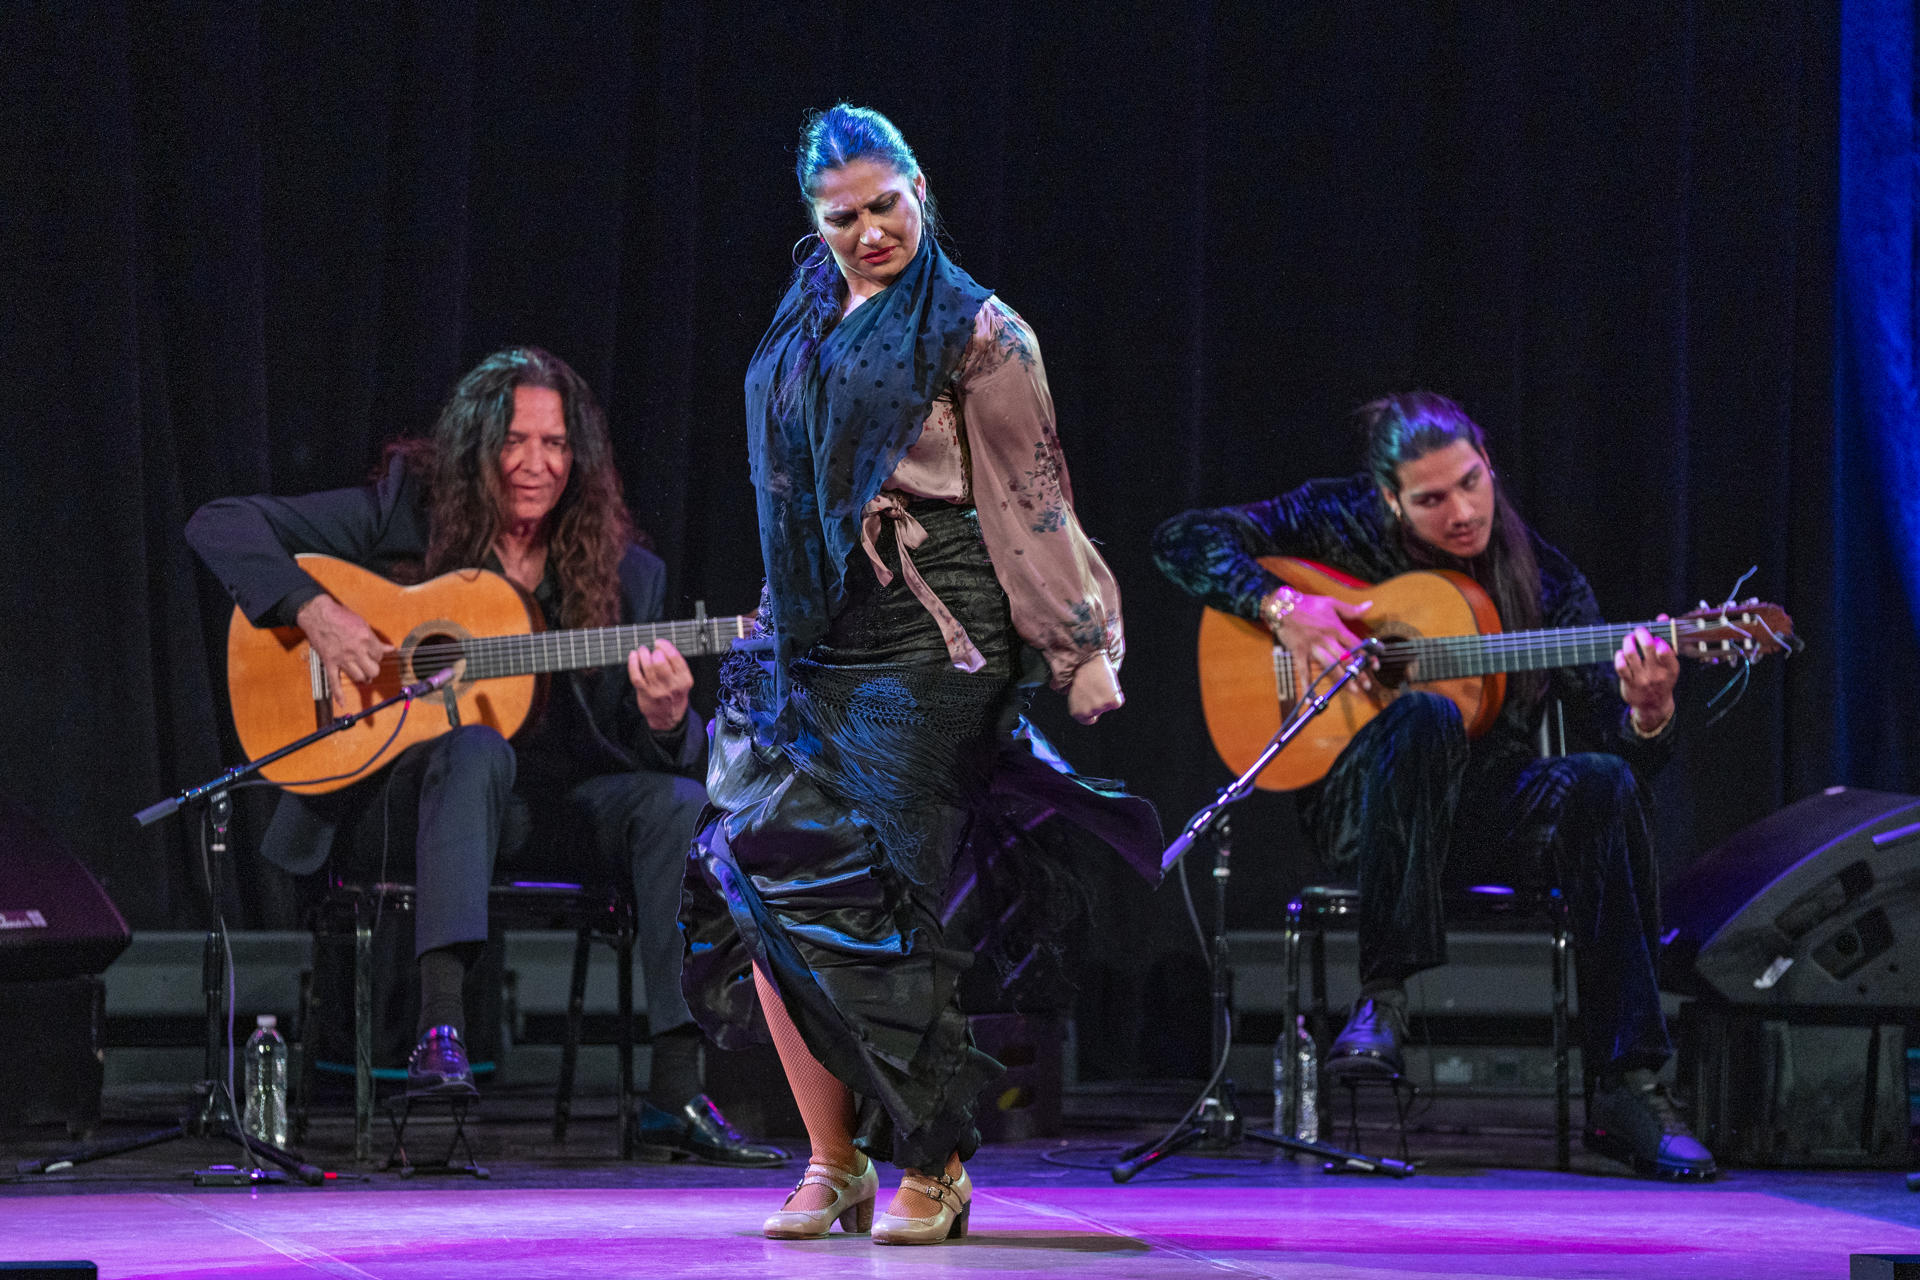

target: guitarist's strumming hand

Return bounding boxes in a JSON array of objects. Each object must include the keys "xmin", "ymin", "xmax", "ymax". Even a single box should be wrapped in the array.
[
  {"xmin": 1615, "ymin": 617, "xmax": 1678, "ymax": 737},
  {"xmin": 1263, "ymin": 587, "xmax": 1376, "ymax": 692},
  {"xmin": 628, "ymin": 641, "xmax": 692, "ymax": 733},
  {"xmin": 297, "ymin": 594, "xmax": 395, "ymax": 713}
]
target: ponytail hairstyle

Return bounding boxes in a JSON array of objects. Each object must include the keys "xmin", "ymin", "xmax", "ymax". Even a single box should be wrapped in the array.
[
  {"xmin": 1359, "ymin": 391, "xmax": 1545, "ymax": 711},
  {"xmin": 776, "ymin": 103, "xmax": 940, "ymax": 416}
]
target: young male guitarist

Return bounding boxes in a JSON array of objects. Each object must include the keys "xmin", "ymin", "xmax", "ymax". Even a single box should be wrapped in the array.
[
  {"xmin": 186, "ymin": 347, "xmax": 784, "ymax": 1166},
  {"xmin": 1152, "ymin": 391, "xmax": 1715, "ymax": 1180}
]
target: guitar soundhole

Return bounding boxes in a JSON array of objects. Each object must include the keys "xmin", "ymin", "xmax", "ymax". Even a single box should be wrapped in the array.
[
  {"xmin": 1366, "ymin": 622, "xmax": 1418, "ymax": 689},
  {"xmin": 409, "ymin": 631, "xmax": 466, "ymax": 685}
]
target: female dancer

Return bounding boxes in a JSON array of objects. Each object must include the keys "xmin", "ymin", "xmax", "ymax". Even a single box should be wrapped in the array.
[{"xmin": 680, "ymin": 104, "xmax": 1158, "ymax": 1245}]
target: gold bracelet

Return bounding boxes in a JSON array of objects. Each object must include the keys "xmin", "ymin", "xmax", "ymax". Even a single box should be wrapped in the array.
[
  {"xmin": 1261, "ymin": 586, "xmax": 1303, "ymax": 630},
  {"xmin": 1629, "ymin": 707, "xmax": 1673, "ymax": 739}
]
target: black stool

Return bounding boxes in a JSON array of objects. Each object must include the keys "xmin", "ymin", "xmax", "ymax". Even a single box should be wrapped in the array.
[
  {"xmin": 1281, "ymin": 882, "xmax": 1574, "ymax": 1169},
  {"xmin": 295, "ymin": 877, "xmax": 637, "ymax": 1164}
]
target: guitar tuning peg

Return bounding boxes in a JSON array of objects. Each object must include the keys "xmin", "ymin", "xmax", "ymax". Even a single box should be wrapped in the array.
[{"xmin": 1698, "ymin": 600, "xmax": 1710, "ymax": 610}]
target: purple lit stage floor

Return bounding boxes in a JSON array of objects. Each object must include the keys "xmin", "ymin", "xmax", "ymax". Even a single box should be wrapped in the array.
[{"xmin": 3, "ymin": 1157, "xmax": 1917, "ymax": 1278}]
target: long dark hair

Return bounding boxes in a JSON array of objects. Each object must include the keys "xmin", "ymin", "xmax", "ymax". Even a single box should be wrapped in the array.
[
  {"xmin": 1359, "ymin": 391, "xmax": 1545, "ymax": 710},
  {"xmin": 393, "ymin": 347, "xmax": 631, "ymax": 630},
  {"xmin": 775, "ymin": 103, "xmax": 941, "ymax": 416}
]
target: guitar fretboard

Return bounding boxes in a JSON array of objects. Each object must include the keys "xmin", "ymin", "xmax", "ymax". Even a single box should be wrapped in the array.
[
  {"xmin": 457, "ymin": 616, "xmax": 753, "ymax": 681},
  {"xmin": 1388, "ymin": 620, "xmax": 1669, "ymax": 682}
]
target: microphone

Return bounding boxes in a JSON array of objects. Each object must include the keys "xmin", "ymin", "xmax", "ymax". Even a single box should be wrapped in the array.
[
  {"xmin": 401, "ymin": 667, "xmax": 457, "ymax": 699},
  {"xmin": 1339, "ymin": 637, "xmax": 1383, "ymax": 673}
]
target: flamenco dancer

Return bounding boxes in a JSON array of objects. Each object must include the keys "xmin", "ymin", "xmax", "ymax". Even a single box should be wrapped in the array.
[{"xmin": 681, "ymin": 104, "xmax": 1159, "ymax": 1244}]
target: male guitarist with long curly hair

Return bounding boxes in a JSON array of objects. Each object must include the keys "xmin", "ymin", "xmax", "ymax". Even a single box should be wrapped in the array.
[
  {"xmin": 1153, "ymin": 390, "xmax": 1716, "ymax": 1181},
  {"xmin": 187, "ymin": 346, "xmax": 784, "ymax": 1166}
]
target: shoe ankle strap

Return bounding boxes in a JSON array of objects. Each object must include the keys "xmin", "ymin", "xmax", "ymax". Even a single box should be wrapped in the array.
[
  {"xmin": 897, "ymin": 1170, "xmax": 961, "ymax": 1202},
  {"xmin": 796, "ymin": 1159, "xmax": 864, "ymax": 1192}
]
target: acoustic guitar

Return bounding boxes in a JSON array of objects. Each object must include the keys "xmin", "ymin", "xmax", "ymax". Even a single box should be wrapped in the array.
[
  {"xmin": 1197, "ymin": 557, "xmax": 1796, "ymax": 792},
  {"xmin": 226, "ymin": 554, "xmax": 753, "ymax": 795}
]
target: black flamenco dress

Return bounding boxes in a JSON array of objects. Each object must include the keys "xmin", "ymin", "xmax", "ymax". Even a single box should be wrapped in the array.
[{"xmin": 680, "ymin": 239, "xmax": 1159, "ymax": 1170}]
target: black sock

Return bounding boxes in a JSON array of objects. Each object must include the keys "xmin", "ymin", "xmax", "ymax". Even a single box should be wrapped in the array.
[
  {"xmin": 1358, "ymin": 978, "xmax": 1408, "ymax": 1009},
  {"xmin": 416, "ymin": 946, "xmax": 468, "ymax": 1041},
  {"xmin": 646, "ymin": 1025, "xmax": 704, "ymax": 1111},
  {"xmin": 1602, "ymin": 1065, "xmax": 1658, "ymax": 1091}
]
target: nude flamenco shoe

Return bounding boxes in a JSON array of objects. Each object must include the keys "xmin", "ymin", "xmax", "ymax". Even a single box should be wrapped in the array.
[
  {"xmin": 761, "ymin": 1156, "xmax": 879, "ymax": 1239},
  {"xmin": 870, "ymin": 1166, "xmax": 973, "ymax": 1245}
]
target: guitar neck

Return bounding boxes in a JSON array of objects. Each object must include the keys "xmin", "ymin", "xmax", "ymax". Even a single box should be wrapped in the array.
[
  {"xmin": 460, "ymin": 616, "xmax": 752, "ymax": 680},
  {"xmin": 1399, "ymin": 620, "xmax": 1666, "ymax": 681}
]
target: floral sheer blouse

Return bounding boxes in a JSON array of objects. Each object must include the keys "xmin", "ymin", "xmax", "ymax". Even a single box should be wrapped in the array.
[{"xmin": 865, "ymin": 295, "xmax": 1122, "ymax": 693}]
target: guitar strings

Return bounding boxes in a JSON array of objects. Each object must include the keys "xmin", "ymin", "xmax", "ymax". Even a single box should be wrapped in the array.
[
  {"xmin": 1702, "ymin": 654, "xmax": 1755, "ymax": 728},
  {"xmin": 1305, "ymin": 611, "xmax": 1787, "ymax": 685},
  {"xmin": 1374, "ymin": 617, "xmax": 1779, "ymax": 664},
  {"xmin": 342, "ymin": 616, "xmax": 755, "ymax": 680}
]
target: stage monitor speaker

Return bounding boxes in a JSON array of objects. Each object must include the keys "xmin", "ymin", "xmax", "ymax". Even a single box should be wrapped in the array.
[
  {"xmin": 0, "ymin": 800, "xmax": 130, "ymax": 982},
  {"xmin": 1663, "ymin": 787, "xmax": 1920, "ymax": 1007}
]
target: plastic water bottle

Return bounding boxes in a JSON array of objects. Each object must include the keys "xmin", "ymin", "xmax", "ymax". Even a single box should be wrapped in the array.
[
  {"xmin": 243, "ymin": 1014, "xmax": 289, "ymax": 1147},
  {"xmin": 1295, "ymin": 1016, "xmax": 1319, "ymax": 1142},
  {"xmin": 1272, "ymin": 1015, "xmax": 1319, "ymax": 1141}
]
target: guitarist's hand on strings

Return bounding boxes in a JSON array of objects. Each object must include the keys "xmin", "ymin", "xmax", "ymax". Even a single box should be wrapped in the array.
[
  {"xmin": 1615, "ymin": 617, "xmax": 1678, "ymax": 736},
  {"xmin": 297, "ymin": 594, "xmax": 394, "ymax": 712},
  {"xmin": 628, "ymin": 641, "xmax": 693, "ymax": 733},
  {"xmin": 1262, "ymin": 586, "xmax": 1376, "ymax": 692}
]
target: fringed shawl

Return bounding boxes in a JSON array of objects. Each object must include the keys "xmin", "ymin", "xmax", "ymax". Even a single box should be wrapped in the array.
[{"xmin": 742, "ymin": 237, "xmax": 991, "ymax": 735}]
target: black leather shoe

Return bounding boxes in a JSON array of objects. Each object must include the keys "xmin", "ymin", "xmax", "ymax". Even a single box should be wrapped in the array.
[
  {"xmin": 1324, "ymin": 997, "xmax": 1408, "ymax": 1080},
  {"xmin": 1584, "ymin": 1071, "xmax": 1718, "ymax": 1181},
  {"xmin": 406, "ymin": 1024, "xmax": 478, "ymax": 1097},
  {"xmin": 632, "ymin": 1093, "xmax": 789, "ymax": 1167}
]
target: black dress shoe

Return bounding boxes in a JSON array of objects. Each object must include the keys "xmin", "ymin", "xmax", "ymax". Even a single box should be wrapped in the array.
[
  {"xmin": 632, "ymin": 1093, "xmax": 789, "ymax": 1167},
  {"xmin": 1324, "ymin": 996, "xmax": 1408, "ymax": 1080},
  {"xmin": 406, "ymin": 1024, "xmax": 478, "ymax": 1097},
  {"xmin": 1584, "ymin": 1071, "xmax": 1718, "ymax": 1181}
]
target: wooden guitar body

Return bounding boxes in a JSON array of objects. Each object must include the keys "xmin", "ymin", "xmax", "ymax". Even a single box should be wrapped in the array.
[
  {"xmin": 1196, "ymin": 557, "xmax": 1794, "ymax": 793},
  {"xmin": 1197, "ymin": 557, "xmax": 1506, "ymax": 792},
  {"xmin": 227, "ymin": 555, "xmax": 539, "ymax": 794}
]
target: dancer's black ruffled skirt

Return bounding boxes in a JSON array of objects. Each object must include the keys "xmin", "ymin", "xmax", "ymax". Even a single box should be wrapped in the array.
[{"xmin": 680, "ymin": 502, "xmax": 1160, "ymax": 1169}]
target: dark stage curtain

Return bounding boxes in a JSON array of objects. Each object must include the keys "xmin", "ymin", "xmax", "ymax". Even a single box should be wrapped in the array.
[
  {"xmin": 1835, "ymin": 0, "xmax": 1920, "ymax": 788},
  {"xmin": 1, "ymin": 2, "xmax": 1909, "ymax": 1078}
]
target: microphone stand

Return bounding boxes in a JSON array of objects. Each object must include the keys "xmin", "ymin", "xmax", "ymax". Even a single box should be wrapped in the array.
[
  {"xmin": 17, "ymin": 671, "xmax": 454, "ymax": 1184},
  {"xmin": 1113, "ymin": 643, "xmax": 1413, "ymax": 1182}
]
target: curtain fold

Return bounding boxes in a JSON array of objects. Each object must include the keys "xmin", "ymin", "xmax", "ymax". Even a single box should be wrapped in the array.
[{"xmin": 1833, "ymin": 0, "xmax": 1920, "ymax": 788}]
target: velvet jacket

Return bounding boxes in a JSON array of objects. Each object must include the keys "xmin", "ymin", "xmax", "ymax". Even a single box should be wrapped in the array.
[{"xmin": 1151, "ymin": 473, "xmax": 1676, "ymax": 780}]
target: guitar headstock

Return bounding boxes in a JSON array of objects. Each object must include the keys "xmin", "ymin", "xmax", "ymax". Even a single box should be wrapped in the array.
[{"xmin": 1673, "ymin": 599, "xmax": 1797, "ymax": 663}]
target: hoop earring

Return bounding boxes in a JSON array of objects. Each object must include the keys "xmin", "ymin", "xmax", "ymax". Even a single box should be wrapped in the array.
[{"xmin": 792, "ymin": 232, "xmax": 830, "ymax": 269}]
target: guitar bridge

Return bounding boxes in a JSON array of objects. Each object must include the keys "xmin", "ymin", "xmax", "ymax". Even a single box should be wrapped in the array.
[
  {"xmin": 308, "ymin": 646, "xmax": 330, "ymax": 728},
  {"xmin": 1272, "ymin": 645, "xmax": 1296, "ymax": 706}
]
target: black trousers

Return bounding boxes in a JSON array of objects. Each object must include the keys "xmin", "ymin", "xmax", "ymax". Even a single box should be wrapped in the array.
[
  {"xmin": 1299, "ymin": 691, "xmax": 1671, "ymax": 1076},
  {"xmin": 340, "ymin": 725, "xmax": 705, "ymax": 1036}
]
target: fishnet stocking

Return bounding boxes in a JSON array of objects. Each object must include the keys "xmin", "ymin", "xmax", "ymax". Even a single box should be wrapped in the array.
[
  {"xmin": 754, "ymin": 965, "xmax": 859, "ymax": 1212},
  {"xmin": 748, "ymin": 965, "xmax": 966, "ymax": 1220},
  {"xmin": 744, "ymin": 971, "xmax": 967, "ymax": 1220},
  {"xmin": 888, "ymin": 1150, "xmax": 965, "ymax": 1221}
]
